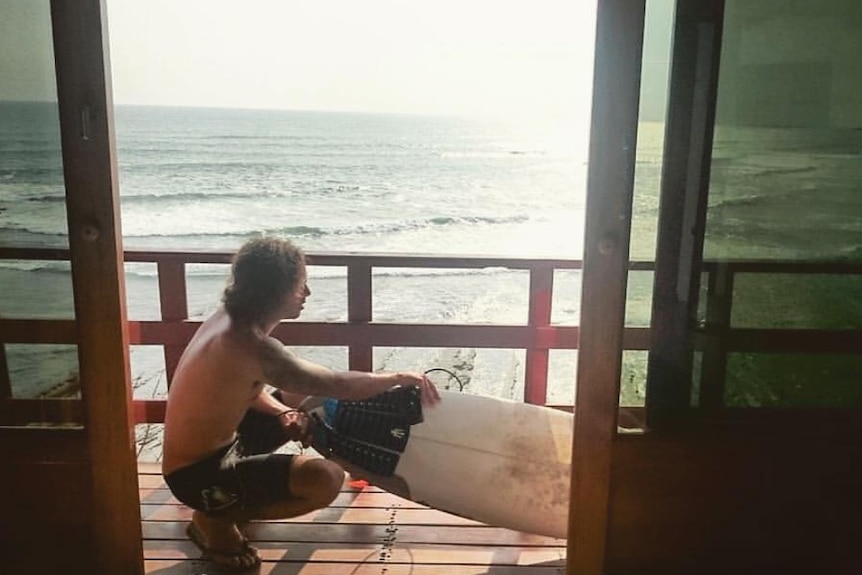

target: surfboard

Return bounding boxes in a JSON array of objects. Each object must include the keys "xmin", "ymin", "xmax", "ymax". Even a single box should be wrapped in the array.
[{"xmin": 303, "ymin": 386, "xmax": 573, "ymax": 539}]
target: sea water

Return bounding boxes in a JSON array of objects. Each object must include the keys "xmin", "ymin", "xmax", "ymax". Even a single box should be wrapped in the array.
[
  {"xmin": 0, "ymin": 103, "xmax": 597, "ymax": 407},
  {"xmin": 3, "ymin": 102, "xmax": 861, "ymax": 418}
]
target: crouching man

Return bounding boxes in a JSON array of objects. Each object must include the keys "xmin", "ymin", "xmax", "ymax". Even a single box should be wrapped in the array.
[{"xmin": 162, "ymin": 236, "xmax": 440, "ymax": 570}]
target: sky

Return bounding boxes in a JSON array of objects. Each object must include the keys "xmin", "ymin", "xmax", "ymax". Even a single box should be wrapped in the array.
[
  {"xmin": 104, "ymin": 0, "xmax": 598, "ymax": 122},
  {"xmin": 1, "ymin": 0, "xmax": 682, "ymax": 126}
]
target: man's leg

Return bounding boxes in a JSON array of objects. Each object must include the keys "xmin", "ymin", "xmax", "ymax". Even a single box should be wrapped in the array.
[
  {"xmin": 232, "ymin": 455, "xmax": 344, "ymax": 521},
  {"xmin": 183, "ymin": 432, "xmax": 343, "ymax": 568},
  {"xmin": 188, "ymin": 510, "xmax": 260, "ymax": 570}
]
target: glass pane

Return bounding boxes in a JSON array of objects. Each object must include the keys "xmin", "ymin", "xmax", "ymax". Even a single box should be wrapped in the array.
[
  {"xmin": 732, "ymin": 273, "xmax": 862, "ymax": 329},
  {"xmin": 725, "ymin": 353, "xmax": 862, "ymax": 408},
  {"xmin": 0, "ymin": 1, "xmax": 81, "ymax": 427},
  {"xmin": 623, "ymin": 0, "xmax": 675, "ymax": 421},
  {"xmin": 708, "ymin": 1, "xmax": 862, "ymax": 261},
  {"xmin": 701, "ymin": 0, "xmax": 862, "ymax": 408},
  {"xmin": 631, "ymin": 0, "xmax": 676, "ymax": 262}
]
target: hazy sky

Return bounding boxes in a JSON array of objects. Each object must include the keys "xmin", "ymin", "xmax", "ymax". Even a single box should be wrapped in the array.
[{"xmin": 105, "ymin": 0, "xmax": 597, "ymax": 122}]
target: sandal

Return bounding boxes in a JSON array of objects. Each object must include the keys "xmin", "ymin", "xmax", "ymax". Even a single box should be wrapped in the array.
[{"xmin": 186, "ymin": 521, "xmax": 261, "ymax": 571}]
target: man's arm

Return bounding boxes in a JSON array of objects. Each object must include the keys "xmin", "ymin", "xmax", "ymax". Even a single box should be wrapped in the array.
[
  {"xmin": 258, "ymin": 336, "xmax": 440, "ymax": 405},
  {"xmin": 248, "ymin": 388, "xmax": 299, "ymax": 416}
]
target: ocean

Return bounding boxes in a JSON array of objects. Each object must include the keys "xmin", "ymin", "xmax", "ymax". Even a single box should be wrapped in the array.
[
  {"xmin": 1, "ymin": 102, "xmax": 604, "ymax": 411},
  {"xmin": 3, "ymin": 101, "xmax": 861, "ymax": 431}
]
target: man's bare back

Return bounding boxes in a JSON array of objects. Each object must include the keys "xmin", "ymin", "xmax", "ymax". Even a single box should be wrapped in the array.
[{"xmin": 162, "ymin": 307, "xmax": 270, "ymax": 475}]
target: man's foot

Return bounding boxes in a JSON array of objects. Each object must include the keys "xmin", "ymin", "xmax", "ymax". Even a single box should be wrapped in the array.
[{"xmin": 187, "ymin": 512, "xmax": 261, "ymax": 571}]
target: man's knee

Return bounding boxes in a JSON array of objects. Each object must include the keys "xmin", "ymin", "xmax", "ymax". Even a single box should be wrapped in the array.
[{"xmin": 290, "ymin": 458, "xmax": 344, "ymax": 506}]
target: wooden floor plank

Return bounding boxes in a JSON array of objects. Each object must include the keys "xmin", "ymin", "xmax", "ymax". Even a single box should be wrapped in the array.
[
  {"xmin": 138, "ymin": 463, "xmax": 567, "ymax": 575},
  {"xmin": 143, "ymin": 521, "xmax": 562, "ymax": 546},
  {"xmin": 145, "ymin": 560, "xmax": 564, "ymax": 575},
  {"xmin": 144, "ymin": 540, "xmax": 564, "ymax": 564},
  {"xmin": 141, "ymin": 486, "xmax": 428, "ymax": 509},
  {"xmin": 143, "ymin": 502, "xmax": 485, "ymax": 526}
]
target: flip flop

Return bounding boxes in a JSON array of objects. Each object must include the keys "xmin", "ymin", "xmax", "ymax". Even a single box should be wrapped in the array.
[{"xmin": 186, "ymin": 521, "xmax": 262, "ymax": 571}]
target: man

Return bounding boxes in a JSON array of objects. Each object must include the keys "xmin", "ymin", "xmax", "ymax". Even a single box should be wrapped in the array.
[{"xmin": 162, "ymin": 236, "xmax": 440, "ymax": 570}]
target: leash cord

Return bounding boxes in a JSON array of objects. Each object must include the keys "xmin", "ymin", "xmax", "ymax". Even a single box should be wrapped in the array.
[{"xmin": 423, "ymin": 367, "xmax": 466, "ymax": 392}]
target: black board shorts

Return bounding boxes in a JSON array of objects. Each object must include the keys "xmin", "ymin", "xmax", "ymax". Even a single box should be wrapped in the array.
[{"xmin": 164, "ymin": 408, "xmax": 295, "ymax": 514}]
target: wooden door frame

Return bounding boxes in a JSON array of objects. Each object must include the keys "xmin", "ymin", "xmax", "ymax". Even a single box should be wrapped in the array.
[
  {"xmin": 51, "ymin": 0, "xmax": 143, "ymax": 571},
  {"xmin": 567, "ymin": 0, "xmax": 646, "ymax": 573}
]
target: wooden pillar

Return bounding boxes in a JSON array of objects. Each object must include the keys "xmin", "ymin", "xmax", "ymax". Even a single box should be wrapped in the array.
[
  {"xmin": 50, "ymin": 0, "xmax": 144, "ymax": 572},
  {"xmin": 567, "ymin": 0, "xmax": 645, "ymax": 572}
]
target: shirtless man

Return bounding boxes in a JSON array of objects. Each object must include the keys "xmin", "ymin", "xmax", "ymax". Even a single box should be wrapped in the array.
[{"xmin": 162, "ymin": 236, "xmax": 440, "ymax": 570}]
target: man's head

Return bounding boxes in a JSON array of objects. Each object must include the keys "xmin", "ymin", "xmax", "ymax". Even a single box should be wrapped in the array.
[{"xmin": 223, "ymin": 236, "xmax": 308, "ymax": 325}]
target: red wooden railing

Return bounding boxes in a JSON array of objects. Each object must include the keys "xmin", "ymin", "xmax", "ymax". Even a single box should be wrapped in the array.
[
  {"xmin": 123, "ymin": 250, "xmax": 653, "ymax": 423},
  {"xmin": 1, "ymin": 247, "xmax": 861, "ymax": 427},
  {"xmin": 0, "ymin": 247, "xmax": 653, "ymax": 425}
]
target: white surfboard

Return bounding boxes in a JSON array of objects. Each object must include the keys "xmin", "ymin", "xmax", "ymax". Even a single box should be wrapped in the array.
[{"xmin": 304, "ymin": 387, "xmax": 573, "ymax": 539}]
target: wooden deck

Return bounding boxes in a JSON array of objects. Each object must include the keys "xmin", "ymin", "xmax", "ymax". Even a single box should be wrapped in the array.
[{"xmin": 139, "ymin": 463, "xmax": 567, "ymax": 574}]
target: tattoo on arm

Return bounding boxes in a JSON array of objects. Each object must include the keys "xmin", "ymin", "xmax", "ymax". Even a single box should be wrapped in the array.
[{"xmin": 259, "ymin": 337, "xmax": 333, "ymax": 397}]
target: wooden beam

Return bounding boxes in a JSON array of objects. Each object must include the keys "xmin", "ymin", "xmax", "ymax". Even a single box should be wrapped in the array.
[
  {"xmin": 50, "ymin": 0, "xmax": 144, "ymax": 572},
  {"xmin": 0, "ymin": 398, "xmax": 84, "ymax": 426},
  {"xmin": 0, "ymin": 427, "xmax": 89, "ymax": 462},
  {"xmin": 128, "ymin": 319, "xmax": 587, "ymax": 349},
  {"xmin": 0, "ymin": 319, "xmax": 78, "ymax": 343},
  {"xmin": 718, "ymin": 329, "xmax": 862, "ymax": 354},
  {"xmin": 567, "ymin": 0, "xmax": 646, "ymax": 573},
  {"xmin": 133, "ymin": 398, "xmax": 167, "ymax": 425}
]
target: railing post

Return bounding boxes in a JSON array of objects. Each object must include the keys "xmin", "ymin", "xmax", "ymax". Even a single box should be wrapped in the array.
[
  {"xmin": 525, "ymin": 266, "xmax": 554, "ymax": 405},
  {"xmin": 699, "ymin": 262, "xmax": 733, "ymax": 410},
  {"xmin": 157, "ymin": 260, "xmax": 188, "ymax": 385},
  {"xmin": 347, "ymin": 262, "xmax": 373, "ymax": 371}
]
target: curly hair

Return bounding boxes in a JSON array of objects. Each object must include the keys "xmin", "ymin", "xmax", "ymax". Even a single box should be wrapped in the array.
[{"xmin": 222, "ymin": 236, "xmax": 306, "ymax": 324}]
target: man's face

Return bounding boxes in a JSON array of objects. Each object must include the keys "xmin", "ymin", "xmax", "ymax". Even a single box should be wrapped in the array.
[{"xmin": 282, "ymin": 265, "xmax": 310, "ymax": 320}]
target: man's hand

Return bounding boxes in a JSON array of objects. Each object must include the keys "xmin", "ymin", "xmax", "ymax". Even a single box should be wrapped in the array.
[
  {"xmin": 278, "ymin": 409, "xmax": 312, "ymax": 447},
  {"xmin": 393, "ymin": 372, "xmax": 441, "ymax": 407}
]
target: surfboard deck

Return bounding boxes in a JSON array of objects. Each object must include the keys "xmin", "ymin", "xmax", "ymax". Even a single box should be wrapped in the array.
[{"xmin": 303, "ymin": 386, "xmax": 573, "ymax": 539}]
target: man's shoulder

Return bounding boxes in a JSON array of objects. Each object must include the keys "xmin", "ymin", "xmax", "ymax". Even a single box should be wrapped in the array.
[
  {"xmin": 178, "ymin": 319, "xmax": 258, "ymax": 375},
  {"xmin": 216, "ymin": 322, "xmax": 270, "ymax": 359}
]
